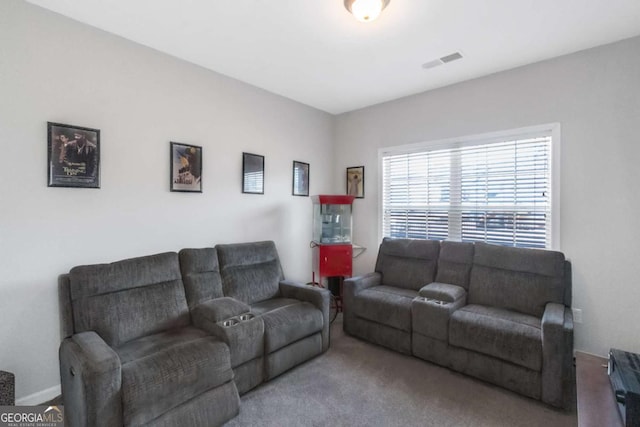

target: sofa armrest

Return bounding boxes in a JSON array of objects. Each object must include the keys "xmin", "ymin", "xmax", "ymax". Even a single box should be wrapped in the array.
[
  {"xmin": 59, "ymin": 331, "xmax": 122, "ymax": 427},
  {"xmin": 344, "ymin": 272, "xmax": 381, "ymax": 297},
  {"xmin": 280, "ymin": 280, "xmax": 331, "ymax": 352},
  {"xmin": 280, "ymin": 280, "xmax": 330, "ymax": 314},
  {"xmin": 541, "ymin": 302, "xmax": 574, "ymax": 408},
  {"xmin": 342, "ymin": 272, "xmax": 381, "ymax": 336},
  {"xmin": 193, "ymin": 297, "xmax": 250, "ymax": 324}
]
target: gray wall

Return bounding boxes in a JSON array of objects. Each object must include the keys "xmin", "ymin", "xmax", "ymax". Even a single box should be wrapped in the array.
[
  {"xmin": 334, "ymin": 35, "xmax": 640, "ymax": 357},
  {"xmin": 0, "ymin": 1, "xmax": 333, "ymax": 402}
]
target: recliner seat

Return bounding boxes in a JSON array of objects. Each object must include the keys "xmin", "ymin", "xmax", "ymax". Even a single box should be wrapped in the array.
[{"xmin": 215, "ymin": 241, "xmax": 329, "ymax": 381}]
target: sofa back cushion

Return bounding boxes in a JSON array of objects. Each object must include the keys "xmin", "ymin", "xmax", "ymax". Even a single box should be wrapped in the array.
[
  {"xmin": 216, "ymin": 241, "xmax": 284, "ymax": 305},
  {"xmin": 179, "ymin": 247, "xmax": 224, "ymax": 309},
  {"xmin": 435, "ymin": 241, "xmax": 475, "ymax": 289},
  {"xmin": 69, "ymin": 252, "xmax": 190, "ymax": 347},
  {"xmin": 468, "ymin": 243, "xmax": 566, "ymax": 317},
  {"xmin": 375, "ymin": 238, "xmax": 439, "ymax": 290}
]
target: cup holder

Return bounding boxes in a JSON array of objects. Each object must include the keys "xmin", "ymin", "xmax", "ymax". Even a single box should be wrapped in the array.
[
  {"xmin": 424, "ymin": 298, "xmax": 447, "ymax": 305},
  {"xmin": 222, "ymin": 318, "xmax": 239, "ymax": 327},
  {"xmin": 239, "ymin": 313, "xmax": 255, "ymax": 321}
]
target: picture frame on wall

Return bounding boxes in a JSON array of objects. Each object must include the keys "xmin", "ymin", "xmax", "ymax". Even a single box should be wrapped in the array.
[
  {"xmin": 170, "ymin": 142, "xmax": 202, "ymax": 193},
  {"xmin": 292, "ymin": 161, "xmax": 310, "ymax": 197},
  {"xmin": 47, "ymin": 122, "xmax": 100, "ymax": 188},
  {"xmin": 242, "ymin": 152, "xmax": 265, "ymax": 194},
  {"xmin": 346, "ymin": 166, "xmax": 364, "ymax": 198}
]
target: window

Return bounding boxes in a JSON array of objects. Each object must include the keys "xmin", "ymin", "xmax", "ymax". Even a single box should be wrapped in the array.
[{"xmin": 381, "ymin": 126, "xmax": 558, "ymax": 249}]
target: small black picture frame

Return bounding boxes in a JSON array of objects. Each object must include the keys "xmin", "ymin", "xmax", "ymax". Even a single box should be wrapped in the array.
[
  {"xmin": 292, "ymin": 161, "xmax": 310, "ymax": 197},
  {"xmin": 242, "ymin": 152, "xmax": 264, "ymax": 194},
  {"xmin": 47, "ymin": 122, "xmax": 100, "ymax": 188},
  {"xmin": 170, "ymin": 142, "xmax": 202, "ymax": 193},
  {"xmin": 346, "ymin": 166, "xmax": 364, "ymax": 198}
]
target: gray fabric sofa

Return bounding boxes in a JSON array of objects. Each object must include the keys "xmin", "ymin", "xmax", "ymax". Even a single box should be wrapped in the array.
[
  {"xmin": 58, "ymin": 241, "xmax": 330, "ymax": 426},
  {"xmin": 344, "ymin": 238, "xmax": 574, "ymax": 408}
]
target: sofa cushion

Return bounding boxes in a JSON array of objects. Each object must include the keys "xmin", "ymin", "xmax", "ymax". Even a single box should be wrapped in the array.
[
  {"xmin": 468, "ymin": 243, "xmax": 566, "ymax": 317},
  {"xmin": 352, "ymin": 285, "xmax": 417, "ymax": 331},
  {"xmin": 115, "ymin": 326, "xmax": 206, "ymax": 363},
  {"xmin": 179, "ymin": 248, "xmax": 224, "ymax": 309},
  {"xmin": 69, "ymin": 252, "xmax": 190, "ymax": 347},
  {"xmin": 435, "ymin": 241, "xmax": 474, "ymax": 289},
  {"xmin": 449, "ymin": 304, "xmax": 542, "ymax": 371},
  {"xmin": 419, "ymin": 282, "xmax": 466, "ymax": 303},
  {"xmin": 217, "ymin": 241, "xmax": 284, "ymax": 305},
  {"xmin": 117, "ymin": 327, "xmax": 233, "ymax": 426},
  {"xmin": 259, "ymin": 302, "xmax": 323, "ymax": 353},
  {"xmin": 375, "ymin": 238, "xmax": 440, "ymax": 290}
]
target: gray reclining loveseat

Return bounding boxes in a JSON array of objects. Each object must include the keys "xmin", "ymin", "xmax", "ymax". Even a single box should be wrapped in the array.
[
  {"xmin": 58, "ymin": 241, "xmax": 329, "ymax": 426},
  {"xmin": 58, "ymin": 252, "xmax": 240, "ymax": 427},
  {"xmin": 344, "ymin": 238, "xmax": 574, "ymax": 408}
]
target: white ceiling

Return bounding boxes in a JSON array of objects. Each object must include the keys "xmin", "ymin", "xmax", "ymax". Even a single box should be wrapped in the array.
[{"xmin": 25, "ymin": 0, "xmax": 640, "ymax": 114}]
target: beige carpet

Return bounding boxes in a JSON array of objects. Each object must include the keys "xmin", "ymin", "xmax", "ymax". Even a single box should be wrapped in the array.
[{"xmin": 225, "ymin": 316, "xmax": 577, "ymax": 427}]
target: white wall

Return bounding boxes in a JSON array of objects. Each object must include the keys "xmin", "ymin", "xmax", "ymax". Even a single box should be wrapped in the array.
[
  {"xmin": 334, "ymin": 36, "xmax": 640, "ymax": 358},
  {"xmin": 0, "ymin": 1, "xmax": 334, "ymax": 401}
]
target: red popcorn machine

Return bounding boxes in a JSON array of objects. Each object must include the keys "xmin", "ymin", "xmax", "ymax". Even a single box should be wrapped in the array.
[{"xmin": 310, "ymin": 195, "xmax": 355, "ymax": 313}]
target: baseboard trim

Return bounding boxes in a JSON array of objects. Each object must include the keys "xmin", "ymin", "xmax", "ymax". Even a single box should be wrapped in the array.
[
  {"xmin": 15, "ymin": 384, "xmax": 61, "ymax": 406},
  {"xmin": 574, "ymin": 349, "xmax": 607, "ymax": 359}
]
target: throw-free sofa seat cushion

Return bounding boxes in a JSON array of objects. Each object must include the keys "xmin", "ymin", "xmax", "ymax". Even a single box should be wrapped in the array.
[
  {"xmin": 449, "ymin": 305, "xmax": 542, "ymax": 371},
  {"xmin": 353, "ymin": 286, "xmax": 418, "ymax": 331},
  {"xmin": 116, "ymin": 327, "xmax": 233, "ymax": 426},
  {"xmin": 256, "ymin": 302, "xmax": 323, "ymax": 353}
]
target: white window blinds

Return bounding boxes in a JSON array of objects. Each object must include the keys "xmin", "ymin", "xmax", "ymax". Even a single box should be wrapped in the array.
[{"xmin": 382, "ymin": 134, "xmax": 552, "ymax": 249}]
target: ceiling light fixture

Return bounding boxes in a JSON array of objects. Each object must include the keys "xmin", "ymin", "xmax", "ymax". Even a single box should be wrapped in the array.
[{"xmin": 344, "ymin": 0, "xmax": 390, "ymax": 22}]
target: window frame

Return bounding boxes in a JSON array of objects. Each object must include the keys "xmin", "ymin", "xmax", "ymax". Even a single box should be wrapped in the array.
[{"xmin": 377, "ymin": 123, "xmax": 561, "ymax": 250}]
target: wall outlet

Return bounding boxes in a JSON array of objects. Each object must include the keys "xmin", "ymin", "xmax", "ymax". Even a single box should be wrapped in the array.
[{"xmin": 572, "ymin": 308, "xmax": 583, "ymax": 324}]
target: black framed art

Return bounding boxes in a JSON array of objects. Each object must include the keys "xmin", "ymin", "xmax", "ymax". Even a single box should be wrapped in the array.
[
  {"xmin": 47, "ymin": 122, "xmax": 100, "ymax": 188},
  {"xmin": 292, "ymin": 161, "xmax": 309, "ymax": 196},
  {"xmin": 346, "ymin": 165, "xmax": 364, "ymax": 198},
  {"xmin": 242, "ymin": 152, "xmax": 264, "ymax": 194},
  {"xmin": 170, "ymin": 142, "xmax": 202, "ymax": 193}
]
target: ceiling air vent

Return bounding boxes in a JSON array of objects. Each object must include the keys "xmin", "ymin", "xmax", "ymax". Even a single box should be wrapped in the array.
[
  {"xmin": 422, "ymin": 52, "xmax": 463, "ymax": 70},
  {"xmin": 440, "ymin": 52, "xmax": 463, "ymax": 63}
]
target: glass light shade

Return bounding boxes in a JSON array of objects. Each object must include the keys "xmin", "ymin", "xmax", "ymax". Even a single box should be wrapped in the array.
[{"xmin": 350, "ymin": 0, "xmax": 384, "ymax": 22}]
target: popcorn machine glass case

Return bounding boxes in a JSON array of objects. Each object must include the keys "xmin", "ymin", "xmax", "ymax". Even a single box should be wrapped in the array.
[{"xmin": 311, "ymin": 195, "xmax": 355, "ymax": 285}]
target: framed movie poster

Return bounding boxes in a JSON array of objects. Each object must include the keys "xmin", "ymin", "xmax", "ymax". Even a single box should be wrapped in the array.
[
  {"xmin": 170, "ymin": 142, "xmax": 202, "ymax": 193},
  {"xmin": 346, "ymin": 166, "xmax": 364, "ymax": 198},
  {"xmin": 242, "ymin": 152, "xmax": 264, "ymax": 194},
  {"xmin": 47, "ymin": 122, "xmax": 100, "ymax": 188},
  {"xmin": 292, "ymin": 161, "xmax": 309, "ymax": 196}
]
